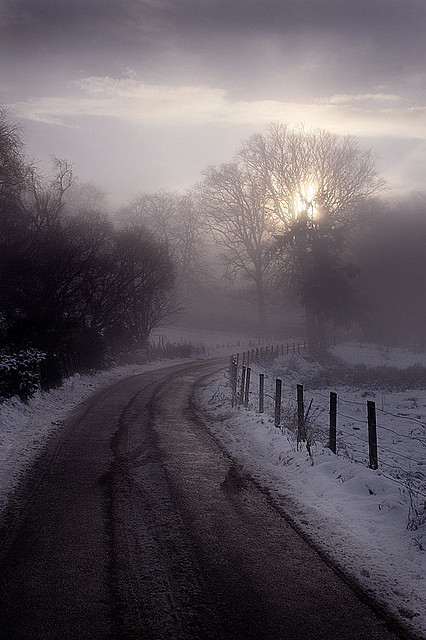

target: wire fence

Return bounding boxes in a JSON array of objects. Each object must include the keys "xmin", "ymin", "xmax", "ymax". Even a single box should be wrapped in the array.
[{"xmin": 228, "ymin": 351, "xmax": 426, "ymax": 512}]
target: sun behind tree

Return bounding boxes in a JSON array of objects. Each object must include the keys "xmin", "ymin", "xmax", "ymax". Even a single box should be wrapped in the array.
[{"xmin": 202, "ymin": 122, "xmax": 385, "ymax": 352}]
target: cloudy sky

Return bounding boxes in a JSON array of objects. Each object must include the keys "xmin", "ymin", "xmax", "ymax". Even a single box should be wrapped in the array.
[{"xmin": 1, "ymin": 0, "xmax": 425, "ymax": 206}]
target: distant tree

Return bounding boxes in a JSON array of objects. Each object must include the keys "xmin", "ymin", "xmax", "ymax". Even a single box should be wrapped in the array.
[
  {"xmin": 122, "ymin": 188, "xmax": 207, "ymax": 297},
  {"xmin": 239, "ymin": 123, "xmax": 384, "ymax": 231},
  {"xmin": 0, "ymin": 107, "xmax": 32, "ymax": 267},
  {"xmin": 0, "ymin": 112, "xmax": 176, "ymax": 367},
  {"xmin": 64, "ymin": 180, "xmax": 108, "ymax": 217},
  {"xmin": 199, "ymin": 161, "xmax": 276, "ymax": 328},
  {"xmin": 239, "ymin": 123, "xmax": 384, "ymax": 353},
  {"xmin": 106, "ymin": 226, "xmax": 176, "ymax": 347},
  {"xmin": 0, "ymin": 106, "xmax": 28, "ymax": 207}
]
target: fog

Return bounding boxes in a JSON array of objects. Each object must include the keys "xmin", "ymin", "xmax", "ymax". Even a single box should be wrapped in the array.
[
  {"xmin": 351, "ymin": 194, "xmax": 426, "ymax": 349},
  {"xmin": 1, "ymin": 1, "xmax": 425, "ymax": 364}
]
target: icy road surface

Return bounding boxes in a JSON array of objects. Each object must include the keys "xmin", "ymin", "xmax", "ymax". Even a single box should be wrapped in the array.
[{"xmin": 0, "ymin": 358, "xmax": 408, "ymax": 639}]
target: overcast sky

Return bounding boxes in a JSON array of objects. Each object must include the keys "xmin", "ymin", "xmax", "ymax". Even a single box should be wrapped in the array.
[{"xmin": 1, "ymin": 0, "xmax": 425, "ymax": 207}]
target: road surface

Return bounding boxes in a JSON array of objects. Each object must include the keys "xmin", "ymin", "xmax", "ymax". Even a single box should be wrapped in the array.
[{"xmin": 0, "ymin": 357, "xmax": 411, "ymax": 639}]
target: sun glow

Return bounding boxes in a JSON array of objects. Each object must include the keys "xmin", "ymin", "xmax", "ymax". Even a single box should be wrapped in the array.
[{"xmin": 293, "ymin": 182, "xmax": 319, "ymax": 219}]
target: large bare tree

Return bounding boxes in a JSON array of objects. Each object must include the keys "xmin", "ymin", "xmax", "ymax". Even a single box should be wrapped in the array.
[
  {"xmin": 198, "ymin": 123, "xmax": 384, "ymax": 348},
  {"xmin": 239, "ymin": 123, "xmax": 384, "ymax": 231}
]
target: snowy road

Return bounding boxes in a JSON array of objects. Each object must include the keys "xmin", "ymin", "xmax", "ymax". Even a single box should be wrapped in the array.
[{"xmin": 0, "ymin": 358, "xmax": 409, "ymax": 639}]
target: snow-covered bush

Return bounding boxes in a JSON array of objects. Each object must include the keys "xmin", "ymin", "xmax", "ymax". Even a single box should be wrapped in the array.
[{"xmin": 0, "ymin": 349, "xmax": 45, "ymax": 402}]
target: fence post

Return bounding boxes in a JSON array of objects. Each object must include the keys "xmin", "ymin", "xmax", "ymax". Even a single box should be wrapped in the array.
[
  {"xmin": 297, "ymin": 384, "xmax": 306, "ymax": 443},
  {"xmin": 259, "ymin": 373, "xmax": 264, "ymax": 413},
  {"xmin": 329, "ymin": 392, "xmax": 337, "ymax": 454},
  {"xmin": 274, "ymin": 379, "xmax": 282, "ymax": 428},
  {"xmin": 230, "ymin": 356, "xmax": 238, "ymax": 405},
  {"xmin": 239, "ymin": 366, "xmax": 246, "ymax": 405},
  {"xmin": 367, "ymin": 401, "xmax": 378, "ymax": 469},
  {"xmin": 244, "ymin": 367, "xmax": 251, "ymax": 407}
]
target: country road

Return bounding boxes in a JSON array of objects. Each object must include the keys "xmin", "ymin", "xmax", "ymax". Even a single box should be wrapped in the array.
[{"xmin": 0, "ymin": 357, "xmax": 409, "ymax": 639}]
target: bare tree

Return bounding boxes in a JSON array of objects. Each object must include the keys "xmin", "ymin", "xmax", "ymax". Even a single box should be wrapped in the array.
[
  {"xmin": 199, "ymin": 161, "xmax": 277, "ymax": 327},
  {"xmin": 100, "ymin": 226, "xmax": 176, "ymax": 347},
  {"xmin": 238, "ymin": 123, "xmax": 385, "ymax": 352},
  {"xmin": 64, "ymin": 180, "xmax": 108, "ymax": 217},
  {"xmin": 122, "ymin": 188, "xmax": 207, "ymax": 297},
  {"xmin": 124, "ymin": 189, "xmax": 178, "ymax": 244},
  {"xmin": 0, "ymin": 107, "xmax": 27, "ymax": 201},
  {"xmin": 239, "ymin": 123, "xmax": 384, "ymax": 231},
  {"xmin": 0, "ymin": 111, "xmax": 176, "ymax": 364}
]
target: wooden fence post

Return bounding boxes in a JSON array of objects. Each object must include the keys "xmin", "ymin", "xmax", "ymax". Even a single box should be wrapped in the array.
[
  {"xmin": 275, "ymin": 379, "xmax": 282, "ymax": 428},
  {"xmin": 259, "ymin": 373, "xmax": 264, "ymax": 413},
  {"xmin": 329, "ymin": 392, "xmax": 337, "ymax": 454},
  {"xmin": 297, "ymin": 384, "xmax": 306, "ymax": 443},
  {"xmin": 244, "ymin": 367, "xmax": 251, "ymax": 407},
  {"xmin": 239, "ymin": 366, "xmax": 246, "ymax": 405},
  {"xmin": 230, "ymin": 356, "xmax": 238, "ymax": 405},
  {"xmin": 367, "ymin": 401, "xmax": 378, "ymax": 469}
]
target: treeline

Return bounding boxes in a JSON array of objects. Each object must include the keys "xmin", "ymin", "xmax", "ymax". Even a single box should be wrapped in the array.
[
  {"xmin": 0, "ymin": 108, "xmax": 175, "ymax": 397},
  {"xmin": 1, "ymin": 107, "xmax": 425, "ymax": 401}
]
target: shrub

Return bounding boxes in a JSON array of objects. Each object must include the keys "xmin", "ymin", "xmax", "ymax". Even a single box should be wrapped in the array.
[{"xmin": 0, "ymin": 349, "xmax": 46, "ymax": 402}]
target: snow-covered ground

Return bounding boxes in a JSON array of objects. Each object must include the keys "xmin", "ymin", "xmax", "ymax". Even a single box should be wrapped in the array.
[
  {"xmin": 196, "ymin": 341, "xmax": 426, "ymax": 638},
  {"xmin": 0, "ymin": 330, "xmax": 242, "ymax": 519},
  {"xmin": 0, "ymin": 335, "xmax": 424, "ymax": 637}
]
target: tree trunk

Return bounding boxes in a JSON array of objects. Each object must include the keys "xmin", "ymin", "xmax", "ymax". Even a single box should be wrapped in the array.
[
  {"xmin": 255, "ymin": 272, "xmax": 267, "ymax": 330},
  {"xmin": 305, "ymin": 305, "xmax": 328, "ymax": 357}
]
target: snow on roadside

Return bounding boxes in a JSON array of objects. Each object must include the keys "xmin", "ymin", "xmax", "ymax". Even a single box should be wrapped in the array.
[
  {"xmin": 195, "ymin": 342, "xmax": 426, "ymax": 639},
  {"xmin": 0, "ymin": 327, "xmax": 244, "ymax": 521},
  {"xmin": 1, "ymin": 337, "xmax": 424, "ymax": 636}
]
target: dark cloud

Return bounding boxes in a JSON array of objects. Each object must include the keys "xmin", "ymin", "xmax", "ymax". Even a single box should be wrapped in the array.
[
  {"xmin": 2, "ymin": 0, "xmax": 425, "ymax": 103},
  {"xmin": 3, "ymin": 0, "xmax": 425, "ymax": 59},
  {"xmin": 1, "ymin": 0, "xmax": 425, "ymax": 202}
]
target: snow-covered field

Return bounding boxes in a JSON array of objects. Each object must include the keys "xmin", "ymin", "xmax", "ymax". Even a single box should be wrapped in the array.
[
  {"xmin": 196, "ymin": 341, "xmax": 426, "ymax": 638},
  {"xmin": 0, "ymin": 335, "xmax": 424, "ymax": 637}
]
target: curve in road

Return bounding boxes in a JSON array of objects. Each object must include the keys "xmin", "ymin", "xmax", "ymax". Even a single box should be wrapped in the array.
[{"xmin": 0, "ymin": 358, "xmax": 411, "ymax": 639}]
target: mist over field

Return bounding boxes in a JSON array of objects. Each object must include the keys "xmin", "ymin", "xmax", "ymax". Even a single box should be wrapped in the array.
[{"xmin": 0, "ymin": 5, "xmax": 425, "ymax": 634}]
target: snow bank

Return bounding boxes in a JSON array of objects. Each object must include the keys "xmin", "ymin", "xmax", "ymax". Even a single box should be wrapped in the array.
[
  {"xmin": 196, "ymin": 342, "xmax": 426, "ymax": 638},
  {"xmin": 1, "ymin": 337, "xmax": 424, "ymax": 637}
]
